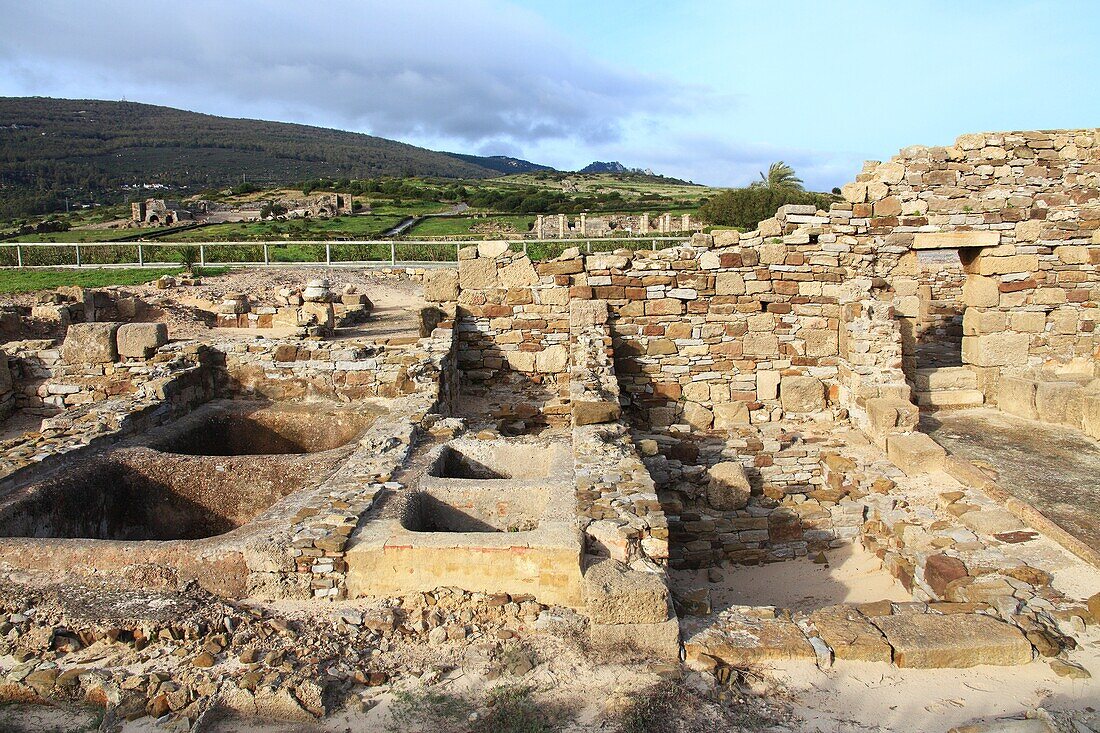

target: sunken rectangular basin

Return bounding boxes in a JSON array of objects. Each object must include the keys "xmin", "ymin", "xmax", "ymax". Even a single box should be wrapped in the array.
[{"xmin": 346, "ymin": 437, "xmax": 584, "ymax": 608}]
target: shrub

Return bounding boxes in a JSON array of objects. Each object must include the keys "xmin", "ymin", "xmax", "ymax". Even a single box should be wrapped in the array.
[{"xmin": 697, "ymin": 187, "xmax": 836, "ymax": 230}]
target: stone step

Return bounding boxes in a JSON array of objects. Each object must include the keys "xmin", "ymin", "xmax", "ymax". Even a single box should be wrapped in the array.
[
  {"xmin": 915, "ymin": 389, "xmax": 985, "ymax": 409},
  {"xmin": 914, "ymin": 366, "xmax": 978, "ymax": 391}
]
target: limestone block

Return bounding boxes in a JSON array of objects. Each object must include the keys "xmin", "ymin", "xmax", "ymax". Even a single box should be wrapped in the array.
[
  {"xmin": 996, "ymin": 377, "xmax": 1038, "ymax": 420},
  {"xmin": 870, "ymin": 613, "xmax": 1031, "ymax": 668},
  {"xmin": 682, "ymin": 401, "xmax": 714, "ymax": 430},
  {"xmin": 458, "ymin": 258, "xmax": 497, "ymax": 290},
  {"xmin": 477, "ymin": 241, "xmax": 510, "ymax": 259},
  {"xmin": 505, "ymin": 350, "xmax": 536, "ymax": 373},
  {"xmin": 423, "ymin": 268, "xmax": 459, "ymax": 302},
  {"xmin": 61, "ymin": 322, "xmax": 120, "ymax": 364},
  {"xmin": 684, "ymin": 617, "xmax": 814, "ymax": 667},
  {"xmin": 583, "ymin": 559, "xmax": 670, "ymax": 625},
  {"xmin": 590, "ymin": 614, "xmax": 680, "ymax": 661},
  {"xmin": 1056, "ymin": 245, "xmax": 1089, "ymax": 264},
  {"xmin": 760, "ymin": 240, "xmax": 786, "ymax": 265},
  {"xmin": 809, "ymin": 606, "xmax": 892, "ymax": 663},
  {"xmin": 780, "ymin": 375, "xmax": 825, "ymax": 413},
  {"xmin": 913, "ymin": 231, "xmax": 1000, "ymax": 250},
  {"xmin": 924, "ymin": 554, "xmax": 968, "ymax": 597},
  {"xmin": 683, "ymin": 382, "xmax": 710, "ymax": 402},
  {"xmin": 712, "ymin": 230, "xmax": 740, "ymax": 246},
  {"xmin": 569, "ymin": 299, "xmax": 608, "ymax": 328},
  {"xmin": 866, "ymin": 397, "xmax": 919, "ymax": 437},
  {"xmin": 757, "ymin": 370, "xmax": 780, "ymax": 400},
  {"xmin": 707, "ymin": 461, "xmax": 751, "ymax": 510},
  {"xmin": 1009, "ymin": 311, "xmax": 1046, "ymax": 333},
  {"xmin": 977, "ymin": 254, "xmax": 1038, "ymax": 276},
  {"xmin": 585, "ymin": 253, "xmax": 632, "ymax": 270},
  {"xmin": 841, "ymin": 182, "xmax": 867, "ymax": 203},
  {"xmin": 300, "ymin": 302, "xmax": 334, "ymax": 329},
  {"xmin": 116, "ymin": 322, "xmax": 168, "ymax": 359},
  {"xmin": 1036, "ymin": 382, "xmax": 1086, "ymax": 428},
  {"xmin": 535, "ymin": 345, "xmax": 568, "ymax": 373},
  {"xmin": 1080, "ymin": 394, "xmax": 1100, "ymax": 439},
  {"xmin": 743, "ymin": 333, "xmax": 778, "ymax": 357},
  {"xmin": 961, "ymin": 276, "xmax": 1000, "ymax": 308},
  {"xmin": 805, "ymin": 329, "xmax": 839, "ymax": 357},
  {"xmin": 1015, "ymin": 220, "xmax": 1043, "ymax": 243},
  {"xmin": 573, "ymin": 398, "xmax": 620, "ymax": 426},
  {"xmin": 962, "ymin": 332, "xmax": 1029, "ymax": 367},
  {"xmin": 962, "ymin": 309, "xmax": 1006, "ymax": 336},
  {"xmin": 713, "ymin": 401, "xmax": 750, "ymax": 429},
  {"xmin": 959, "ymin": 508, "xmax": 1025, "ymax": 536},
  {"xmin": 498, "ymin": 257, "xmax": 539, "ymax": 288},
  {"xmin": 886, "ymin": 432, "xmax": 946, "ymax": 476}
]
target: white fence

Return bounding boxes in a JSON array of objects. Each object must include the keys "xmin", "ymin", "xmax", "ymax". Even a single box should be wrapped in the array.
[{"xmin": 0, "ymin": 237, "xmax": 691, "ymax": 269}]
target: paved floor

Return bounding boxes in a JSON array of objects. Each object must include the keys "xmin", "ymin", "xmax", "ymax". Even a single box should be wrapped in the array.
[{"xmin": 922, "ymin": 408, "xmax": 1100, "ymax": 555}]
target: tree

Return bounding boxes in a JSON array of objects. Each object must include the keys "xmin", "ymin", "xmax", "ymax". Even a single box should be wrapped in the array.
[{"xmin": 752, "ymin": 162, "xmax": 804, "ymax": 192}]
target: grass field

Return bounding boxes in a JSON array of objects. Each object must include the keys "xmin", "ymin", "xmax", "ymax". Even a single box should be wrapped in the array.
[
  {"xmin": 0, "ymin": 266, "xmax": 227, "ymax": 294},
  {"xmin": 408, "ymin": 215, "xmax": 535, "ymax": 237},
  {"xmin": 5, "ymin": 229, "xmax": 134, "ymax": 243},
  {"xmin": 159, "ymin": 215, "xmax": 406, "ymax": 242}
]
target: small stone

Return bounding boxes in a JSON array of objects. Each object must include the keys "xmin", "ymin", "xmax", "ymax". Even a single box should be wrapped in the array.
[
  {"xmin": 1049, "ymin": 659, "xmax": 1090, "ymax": 679},
  {"xmin": 192, "ymin": 652, "xmax": 216, "ymax": 668}
]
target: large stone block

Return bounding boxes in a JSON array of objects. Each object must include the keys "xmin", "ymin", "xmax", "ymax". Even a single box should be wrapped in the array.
[
  {"xmin": 962, "ymin": 332, "xmax": 1029, "ymax": 367},
  {"xmin": 477, "ymin": 241, "xmax": 510, "ymax": 259},
  {"xmin": 498, "ymin": 257, "xmax": 539, "ymax": 288},
  {"xmin": 870, "ymin": 613, "xmax": 1032, "ymax": 668},
  {"xmin": 116, "ymin": 322, "xmax": 168, "ymax": 359},
  {"xmin": 886, "ymin": 432, "xmax": 946, "ymax": 476},
  {"xmin": 1036, "ymin": 382, "xmax": 1087, "ymax": 428},
  {"xmin": 535, "ymin": 345, "xmax": 568, "ymax": 373},
  {"xmin": 715, "ymin": 272, "xmax": 745, "ymax": 295},
  {"xmin": 569, "ymin": 299, "xmax": 608, "ymax": 328},
  {"xmin": 458, "ymin": 258, "xmax": 498, "ymax": 290},
  {"xmin": 572, "ymin": 398, "xmax": 620, "ymax": 426},
  {"xmin": 865, "ymin": 397, "xmax": 919, "ymax": 447},
  {"xmin": 913, "ymin": 231, "xmax": 1000, "ymax": 250},
  {"xmin": 61, "ymin": 322, "xmax": 120, "ymax": 364},
  {"xmin": 423, "ymin": 268, "xmax": 459, "ymax": 302},
  {"xmin": 590, "ymin": 614, "xmax": 680, "ymax": 661},
  {"xmin": 682, "ymin": 401, "xmax": 714, "ymax": 430},
  {"xmin": 707, "ymin": 461, "xmax": 751, "ymax": 510},
  {"xmin": 961, "ymin": 276, "xmax": 1000, "ymax": 308},
  {"xmin": 996, "ymin": 377, "xmax": 1037, "ymax": 419},
  {"xmin": 809, "ymin": 606, "xmax": 892, "ymax": 663},
  {"xmin": 977, "ymin": 254, "xmax": 1038, "ymax": 276},
  {"xmin": 713, "ymin": 401, "xmax": 750, "ymax": 429},
  {"xmin": 582, "ymin": 559, "xmax": 670, "ymax": 625},
  {"xmin": 805, "ymin": 329, "xmax": 839, "ymax": 357},
  {"xmin": 300, "ymin": 301, "xmax": 334, "ymax": 330},
  {"xmin": 780, "ymin": 375, "xmax": 825, "ymax": 413}
]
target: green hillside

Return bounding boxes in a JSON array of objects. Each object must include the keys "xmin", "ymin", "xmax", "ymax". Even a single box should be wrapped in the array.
[{"xmin": 0, "ymin": 97, "xmax": 510, "ymax": 218}]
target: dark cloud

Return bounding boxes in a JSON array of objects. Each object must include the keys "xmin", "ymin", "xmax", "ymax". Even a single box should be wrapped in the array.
[{"xmin": 0, "ymin": 0, "xmax": 694, "ymax": 147}]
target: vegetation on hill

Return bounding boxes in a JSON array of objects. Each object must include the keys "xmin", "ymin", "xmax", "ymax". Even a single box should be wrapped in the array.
[{"xmin": 0, "ymin": 97, "xmax": 511, "ymax": 218}]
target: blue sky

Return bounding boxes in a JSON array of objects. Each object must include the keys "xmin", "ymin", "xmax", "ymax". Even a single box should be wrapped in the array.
[{"xmin": 0, "ymin": 0, "xmax": 1096, "ymax": 189}]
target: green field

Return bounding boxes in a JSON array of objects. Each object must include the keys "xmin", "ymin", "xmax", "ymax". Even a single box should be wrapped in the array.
[
  {"xmin": 408, "ymin": 215, "xmax": 535, "ymax": 237},
  {"xmin": 0, "ymin": 266, "xmax": 226, "ymax": 294},
  {"xmin": 5, "ymin": 228, "xmax": 134, "ymax": 243},
  {"xmin": 159, "ymin": 215, "xmax": 406, "ymax": 242}
]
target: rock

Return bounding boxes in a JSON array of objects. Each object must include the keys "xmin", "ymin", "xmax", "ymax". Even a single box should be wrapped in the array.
[
  {"xmin": 427, "ymin": 626, "xmax": 447, "ymax": 645},
  {"xmin": 498, "ymin": 258, "xmax": 539, "ymax": 288},
  {"xmin": 924, "ymin": 554, "xmax": 968, "ymax": 597},
  {"xmin": 192, "ymin": 652, "xmax": 215, "ymax": 668},
  {"xmin": 116, "ymin": 322, "xmax": 168, "ymax": 359},
  {"xmin": 569, "ymin": 299, "xmax": 608, "ymax": 328},
  {"xmin": 677, "ymin": 587, "xmax": 711, "ymax": 616},
  {"xmin": 682, "ymin": 402, "xmax": 714, "ymax": 430},
  {"xmin": 1087, "ymin": 592, "xmax": 1100, "ymax": 624},
  {"xmin": 780, "ymin": 375, "xmax": 825, "ymax": 413},
  {"xmin": 61, "ymin": 322, "xmax": 120, "ymax": 364},
  {"xmin": 870, "ymin": 613, "xmax": 1032, "ymax": 668},
  {"xmin": 1049, "ymin": 659, "xmax": 1091, "ymax": 679},
  {"xmin": 572, "ymin": 398, "xmax": 620, "ymax": 426},
  {"xmin": 535, "ymin": 345, "xmax": 567, "ymax": 373},
  {"xmin": 713, "ymin": 402, "xmax": 750, "ymax": 429},
  {"xmin": 458, "ymin": 258, "xmax": 497, "ymax": 290},
  {"xmin": 583, "ymin": 559, "xmax": 670, "ymax": 624},
  {"xmin": 809, "ymin": 605, "xmax": 892, "ymax": 662},
  {"xmin": 685, "ymin": 616, "xmax": 814, "ymax": 666},
  {"xmin": 886, "ymin": 432, "xmax": 947, "ymax": 476},
  {"xmin": 477, "ymin": 241, "xmax": 510, "ymax": 259},
  {"xmin": 707, "ymin": 461, "xmax": 751, "ymax": 510},
  {"xmin": 959, "ymin": 508, "xmax": 1024, "ymax": 536}
]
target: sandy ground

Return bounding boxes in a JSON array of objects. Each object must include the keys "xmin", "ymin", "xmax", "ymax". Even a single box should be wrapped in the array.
[{"xmin": 671, "ymin": 542, "xmax": 912, "ymax": 614}]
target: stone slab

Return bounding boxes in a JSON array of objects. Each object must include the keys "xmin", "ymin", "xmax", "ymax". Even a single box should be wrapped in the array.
[{"xmin": 870, "ymin": 613, "xmax": 1032, "ymax": 668}]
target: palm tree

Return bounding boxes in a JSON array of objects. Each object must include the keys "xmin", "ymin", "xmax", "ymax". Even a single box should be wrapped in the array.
[{"xmin": 751, "ymin": 161, "xmax": 805, "ymax": 192}]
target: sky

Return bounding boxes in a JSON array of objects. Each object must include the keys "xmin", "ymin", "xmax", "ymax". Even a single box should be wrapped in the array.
[{"xmin": 0, "ymin": 0, "xmax": 1097, "ymax": 190}]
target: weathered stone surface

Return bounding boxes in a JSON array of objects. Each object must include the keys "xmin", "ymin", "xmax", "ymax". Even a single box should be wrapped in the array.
[
  {"xmin": 590, "ymin": 615, "xmax": 680, "ymax": 661},
  {"xmin": 569, "ymin": 299, "xmax": 608, "ymax": 328},
  {"xmin": 959, "ymin": 508, "xmax": 1024, "ymax": 536},
  {"xmin": 535, "ymin": 345, "xmax": 568, "ymax": 373},
  {"xmin": 780, "ymin": 375, "xmax": 825, "ymax": 413},
  {"xmin": 682, "ymin": 401, "xmax": 713, "ymax": 430},
  {"xmin": 499, "ymin": 257, "xmax": 539, "ymax": 288},
  {"xmin": 685, "ymin": 616, "xmax": 815, "ymax": 666},
  {"xmin": 477, "ymin": 241, "xmax": 510, "ymax": 259},
  {"xmin": 997, "ymin": 377, "xmax": 1038, "ymax": 419},
  {"xmin": 924, "ymin": 554, "xmax": 968, "ymax": 597},
  {"xmin": 713, "ymin": 401, "xmax": 750, "ymax": 429},
  {"xmin": 707, "ymin": 461, "xmax": 751, "ymax": 510},
  {"xmin": 870, "ymin": 613, "xmax": 1032, "ymax": 668},
  {"xmin": 583, "ymin": 559, "xmax": 670, "ymax": 624},
  {"xmin": 459, "ymin": 258, "xmax": 498, "ymax": 289},
  {"xmin": 809, "ymin": 605, "xmax": 892, "ymax": 662},
  {"xmin": 913, "ymin": 231, "xmax": 1000, "ymax": 250},
  {"xmin": 423, "ymin": 268, "xmax": 459, "ymax": 302},
  {"xmin": 117, "ymin": 322, "xmax": 168, "ymax": 359},
  {"xmin": 962, "ymin": 332, "xmax": 1030, "ymax": 367},
  {"xmin": 61, "ymin": 322, "xmax": 120, "ymax": 364},
  {"xmin": 572, "ymin": 398, "xmax": 620, "ymax": 426},
  {"xmin": 886, "ymin": 432, "xmax": 946, "ymax": 476}
]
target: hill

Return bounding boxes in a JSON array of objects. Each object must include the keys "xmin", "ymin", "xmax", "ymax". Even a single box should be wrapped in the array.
[
  {"xmin": 579, "ymin": 161, "xmax": 630, "ymax": 174},
  {"xmin": 442, "ymin": 153, "xmax": 553, "ymax": 175},
  {"xmin": 0, "ymin": 97, "xmax": 518, "ymax": 218}
]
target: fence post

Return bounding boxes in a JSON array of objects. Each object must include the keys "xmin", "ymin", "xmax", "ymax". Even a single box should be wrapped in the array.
[
  {"xmin": 455, "ymin": 243, "xmax": 460, "ymax": 261},
  {"xmin": 16, "ymin": 245, "xmax": 22, "ymax": 268},
  {"xmin": 263, "ymin": 243, "xmax": 269, "ymax": 265},
  {"xmin": 325, "ymin": 243, "xmax": 331, "ymax": 266},
  {"xmin": 199, "ymin": 244, "xmax": 205, "ymax": 267},
  {"xmin": 137, "ymin": 243, "xmax": 144, "ymax": 267},
  {"xmin": 390, "ymin": 241, "xmax": 396, "ymax": 266},
  {"xmin": 586, "ymin": 240, "xmax": 592, "ymax": 253},
  {"xmin": 522, "ymin": 241, "xmax": 528, "ymax": 256},
  {"xmin": 75, "ymin": 244, "xmax": 81, "ymax": 268}
]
